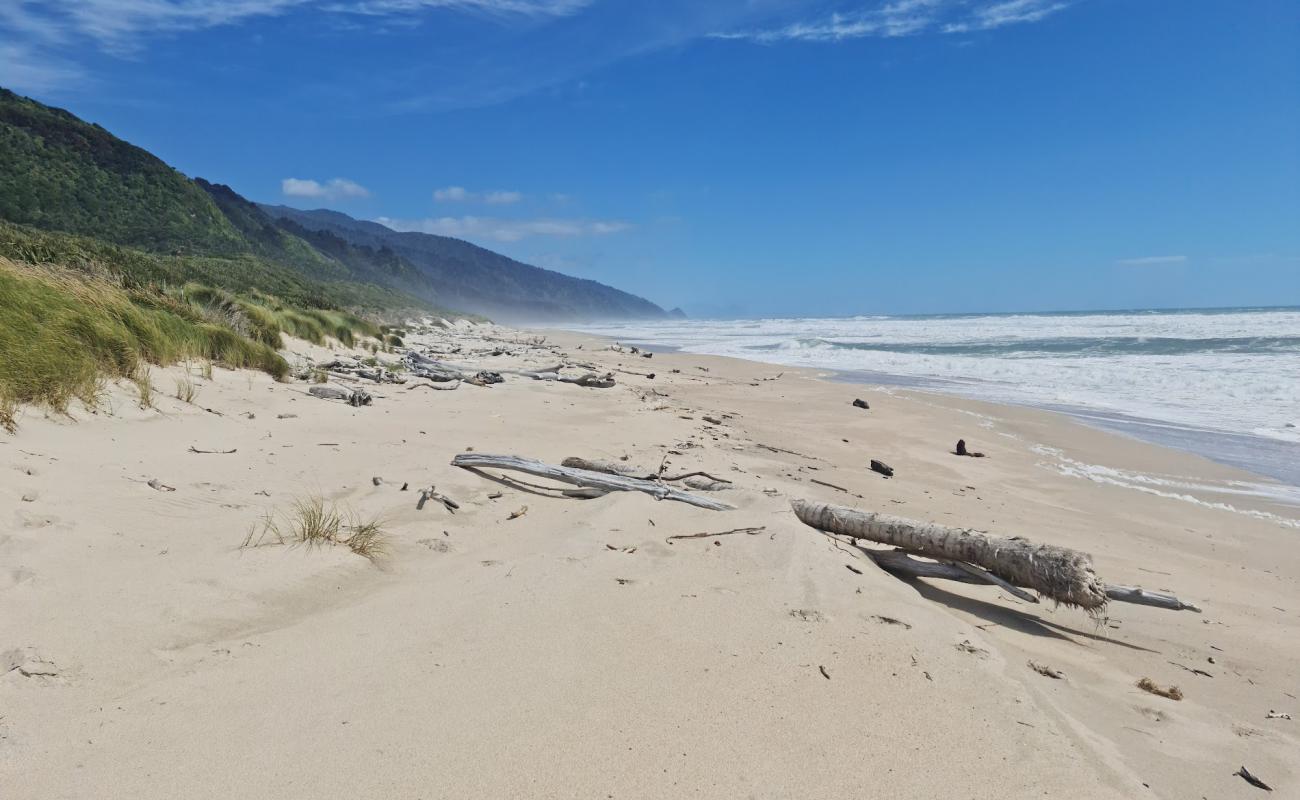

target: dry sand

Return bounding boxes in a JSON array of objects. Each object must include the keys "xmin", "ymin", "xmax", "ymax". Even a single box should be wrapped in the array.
[{"xmin": 2, "ymin": 321, "xmax": 1297, "ymax": 798}]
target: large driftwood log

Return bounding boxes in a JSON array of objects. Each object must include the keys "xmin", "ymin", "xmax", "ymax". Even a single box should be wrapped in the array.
[
  {"xmin": 791, "ymin": 499, "xmax": 1108, "ymax": 610},
  {"xmin": 518, "ymin": 371, "xmax": 616, "ymax": 388},
  {"xmin": 308, "ymin": 385, "xmax": 372, "ymax": 406},
  {"xmin": 452, "ymin": 454, "xmax": 734, "ymax": 511},
  {"xmin": 865, "ymin": 550, "xmax": 1200, "ymax": 612}
]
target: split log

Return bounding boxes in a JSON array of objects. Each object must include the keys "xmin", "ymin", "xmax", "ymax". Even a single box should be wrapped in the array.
[
  {"xmin": 858, "ymin": 546, "xmax": 1200, "ymax": 612},
  {"xmin": 453, "ymin": 454, "xmax": 733, "ymax": 511},
  {"xmin": 791, "ymin": 499, "xmax": 1108, "ymax": 610}
]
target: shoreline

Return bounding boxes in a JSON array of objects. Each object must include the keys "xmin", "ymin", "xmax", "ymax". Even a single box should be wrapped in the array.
[
  {"xmin": 4, "ymin": 320, "xmax": 1297, "ymax": 798},
  {"xmin": 560, "ymin": 327, "xmax": 1300, "ymax": 523}
]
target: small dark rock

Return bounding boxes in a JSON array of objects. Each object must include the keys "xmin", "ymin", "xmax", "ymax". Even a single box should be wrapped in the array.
[{"xmin": 852, "ymin": 398, "xmax": 869, "ymax": 410}]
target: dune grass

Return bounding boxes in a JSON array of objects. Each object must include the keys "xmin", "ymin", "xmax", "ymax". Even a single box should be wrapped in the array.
[
  {"xmin": 0, "ymin": 258, "xmax": 289, "ymax": 427},
  {"xmin": 179, "ymin": 284, "xmax": 382, "ymax": 349},
  {"xmin": 241, "ymin": 495, "xmax": 388, "ymax": 561},
  {"xmin": 174, "ymin": 374, "xmax": 199, "ymax": 404}
]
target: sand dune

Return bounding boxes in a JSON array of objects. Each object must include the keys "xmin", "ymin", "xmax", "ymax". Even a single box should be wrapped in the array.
[{"xmin": 2, "ymin": 322, "xmax": 1296, "ymax": 798}]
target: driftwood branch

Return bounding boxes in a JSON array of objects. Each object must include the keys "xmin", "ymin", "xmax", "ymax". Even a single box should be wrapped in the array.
[
  {"xmin": 560, "ymin": 457, "xmax": 732, "ymax": 486},
  {"xmin": 791, "ymin": 499, "xmax": 1107, "ymax": 610},
  {"xmin": 452, "ymin": 454, "xmax": 733, "ymax": 510}
]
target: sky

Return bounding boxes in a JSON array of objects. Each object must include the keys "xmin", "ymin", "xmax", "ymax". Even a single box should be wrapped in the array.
[{"xmin": 3, "ymin": 0, "xmax": 1298, "ymax": 317}]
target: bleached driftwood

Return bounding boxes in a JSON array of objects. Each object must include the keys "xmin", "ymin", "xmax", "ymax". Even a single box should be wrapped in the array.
[
  {"xmin": 560, "ymin": 457, "xmax": 733, "ymax": 488},
  {"xmin": 309, "ymin": 385, "xmax": 373, "ymax": 406},
  {"xmin": 408, "ymin": 380, "xmax": 460, "ymax": 391},
  {"xmin": 791, "ymin": 499, "xmax": 1108, "ymax": 610},
  {"xmin": 452, "ymin": 454, "xmax": 734, "ymax": 511},
  {"xmin": 518, "ymin": 370, "xmax": 616, "ymax": 388},
  {"xmin": 839, "ymin": 538, "xmax": 1201, "ymax": 612}
]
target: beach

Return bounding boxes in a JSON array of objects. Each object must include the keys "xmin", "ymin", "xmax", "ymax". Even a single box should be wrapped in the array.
[{"xmin": 3, "ymin": 321, "xmax": 1297, "ymax": 798}]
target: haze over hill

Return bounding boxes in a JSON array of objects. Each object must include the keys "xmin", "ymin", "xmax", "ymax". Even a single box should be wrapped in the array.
[
  {"xmin": 0, "ymin": 87, "xmax": 668, "ymax": 323},
  {"xmin": 261, "ymin": 205, "xmax": 668, "ymax": 323}
]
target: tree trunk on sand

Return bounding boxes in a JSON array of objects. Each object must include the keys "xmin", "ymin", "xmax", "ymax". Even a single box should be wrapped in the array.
[
  {"xmin": 790, "ymin": 499, "xmax": 1108, "ymax": 610},
  {"xmin": 865, "ymin": 550, "xmax": 1200, "ymax": 612}
]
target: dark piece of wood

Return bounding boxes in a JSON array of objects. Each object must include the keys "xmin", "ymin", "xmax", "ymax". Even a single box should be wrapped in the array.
[
  {"xmin": 852, "ymin": 398, "xmax": 869, "ymax": 410},
  {"xmin": 869, "ymin": 459, "xmax": 894, "ymax": 478},
  {"xmin": 665, "ymin": 526, "xmax": 765, "ymax": 544},
  {"xmin": 1234, "ymin": 766, "xmax": 1272, "ymax": 791}
]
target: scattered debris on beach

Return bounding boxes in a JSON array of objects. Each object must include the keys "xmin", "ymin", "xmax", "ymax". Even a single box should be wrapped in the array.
[{"xmin": 1136, "ymin": 678, "xmax": 1184, "ymax": 701}]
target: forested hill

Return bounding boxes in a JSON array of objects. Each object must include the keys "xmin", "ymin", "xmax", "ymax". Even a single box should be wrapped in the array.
[
  {"xmin": 0, "ymin": 87, "xmax": 668, "ymax": 322},
  {"xmin": 260, "ymin": 205, "xmax": 666, "ymax": 322}
]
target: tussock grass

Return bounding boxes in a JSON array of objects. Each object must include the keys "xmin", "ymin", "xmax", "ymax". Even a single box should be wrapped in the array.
[
  {"xmin": 199, "ymin": 360, "xmax": 214, "ymax": 380},
  {"xmin": 241, "ymin": 495, "xmax": 388, "ymax": 562},
  {"xmin": 0, "ymin": 258, "xmax": 288, "ymax": 426},
  {"xmin": 132, "ymin": 365, "xmax": 154, "ymax": 409},
  {"xmin": 174, "ymin": 374, "xmax": 198, "ymax": 403}
]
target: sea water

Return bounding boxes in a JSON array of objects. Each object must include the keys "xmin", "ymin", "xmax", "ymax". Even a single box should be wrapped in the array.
[{"xmin": 569, "ymin": 308, "xmax": 1300, "ymax": 493}]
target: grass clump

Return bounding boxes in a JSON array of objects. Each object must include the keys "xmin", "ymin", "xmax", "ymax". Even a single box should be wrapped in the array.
[
  {"xmin": 174, "ymin": 374, "xmax": 199, "ymax": 403},
  {"xmin": 0, "ymin": 258, "xmax": 288, "ymax": 425},
  {"xmin": 241, "ymin": 495, "xmax": 387, "ymax": 562},
  {"xmin": 132, "ymin": 365, "xmax": 154, "ymax": 408}
]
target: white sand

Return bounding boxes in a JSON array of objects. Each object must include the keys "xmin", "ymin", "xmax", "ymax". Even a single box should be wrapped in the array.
[{"xmin": 2, "ymin": 323, "xmax": 1297, "ymax": 798}]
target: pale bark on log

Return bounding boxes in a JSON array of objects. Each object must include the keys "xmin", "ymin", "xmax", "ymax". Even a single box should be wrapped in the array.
[
  {"xmin": 453, "ymin": 454, "xmax": 733, "ymax": 510},
  {"xmin": 791, "ymin": 499, "xmax": 1108, "ymax": 610},
  {"xmin": 860, "ymin": 548, "xmax": 1200, "ymax": 612}
]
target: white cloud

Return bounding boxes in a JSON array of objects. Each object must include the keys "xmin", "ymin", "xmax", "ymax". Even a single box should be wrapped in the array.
[
  {"xmin": 712, "ymin": 0, "xmax": 1070, "ymax": 43},
  {"xmin": 433, "ymin": 185, "xmax": 470, "ymax": 202},
  {"xmin": 0, "ymin": 0, "xmax": 592, "ymax": 63},
  {"xmin": 484, "ymin": 190, "xmax": 523, "ymax": 205},
  {"xmin": 282, "ymin": 177, "xmax": 372, "ymax": 200},
  {"xmin": 434, "ymin": 186, "xmax": 524, "ymax": 204},
  {"xmin": 1116, "ymin": 255, "xmax": 1188, "ymax": 267},
  {"xmin": 944, "ymin": 0, "xmax": 1070, "ymax": 33},
  {"xmin": 375, "ymin": 215, "xmax": 630, "ymax": 242},
  {"xmin": 0, "ymin": 43, "xmax": 86, "ymax": 94}
]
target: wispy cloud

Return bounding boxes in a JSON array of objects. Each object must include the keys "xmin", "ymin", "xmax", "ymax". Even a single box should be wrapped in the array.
[
  {"xmin": 0, "ymin": 43, "xmax": 86, "ymax": 93},
  {"xmin": 943, "ymin": 0, "xmax": 1070, "ymax": 33},
  {"xmin": 434, "ymin": 186, "xmax": 524, "ymax": 204},
  {"xmin": 376, "ymin": 215, "xmax": 630, "ymax": 242},
  {"xmin": 1115, "ymin": 255, "xmax": 1187, "ymax": 267},
  {"xmin": 712, "ymin": 0, "xmax": 1071, "ymax": 43},
  {"xmin": 0, "ymin": 0, "xmax": 592, "ymax": 87},
  {"xmin": 282, "ymin": 177, "xmax": 372, "ymax": 199}
]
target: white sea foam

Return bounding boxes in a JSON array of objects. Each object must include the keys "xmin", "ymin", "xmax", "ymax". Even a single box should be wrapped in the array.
[
  {"xmin": 569, "ymin": 308, "xmax": 1300, "ymax": 489},
  {"xmin": 571, "ymin": 310, "xmax": 1300, "ymax": 447}
]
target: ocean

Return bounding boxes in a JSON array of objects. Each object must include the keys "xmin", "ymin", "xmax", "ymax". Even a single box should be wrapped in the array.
[{"xmin": 568, "ymin": 307, "xmax": 1300, "ymax": 492}]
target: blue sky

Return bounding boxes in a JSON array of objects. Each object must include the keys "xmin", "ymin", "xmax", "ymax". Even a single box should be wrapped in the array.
[{"xmin": 4, "ymin": 0, "xmax": 1298, "ymax": 316}]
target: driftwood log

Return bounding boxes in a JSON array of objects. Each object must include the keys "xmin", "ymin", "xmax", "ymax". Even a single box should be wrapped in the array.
[
  {"xmin": 452, "ymin": 454, "xmax": 733, "ymax": 510},
  {"xmin": 864, "ymin": 551, "xmax": 1199, "ymax": 610},
  {"xmin": 308, "ymin": 385, "xmax": 373, "ymax": 406},
  {"xmin": 791, "ymin": 499, "xmax": 1108, "ymax": 610}
]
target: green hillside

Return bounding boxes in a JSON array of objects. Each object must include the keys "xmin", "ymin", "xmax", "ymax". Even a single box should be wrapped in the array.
[{"xmin": 0, "ymin": 88, "xmax": 245, "ymax": 254}]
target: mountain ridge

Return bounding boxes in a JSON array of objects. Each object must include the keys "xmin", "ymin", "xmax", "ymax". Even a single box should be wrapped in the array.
[
  {"xmin": 259, "ymin": 204, "xmax": 667, "ymax": 323},
  {"xmin": 0, "ymin": 85, "xmax": 667, "ymax": 323}
]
